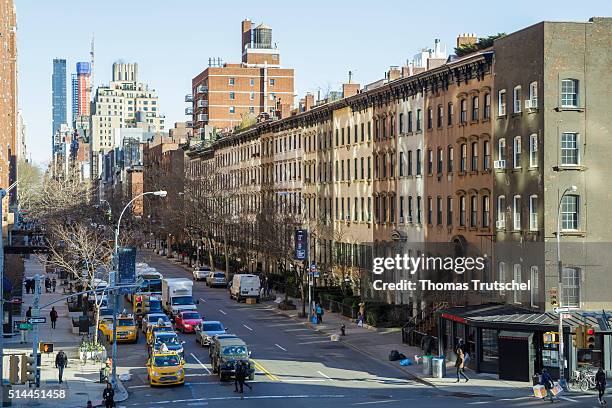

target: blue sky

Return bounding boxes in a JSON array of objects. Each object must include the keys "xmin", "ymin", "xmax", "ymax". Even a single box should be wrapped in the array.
[{"xmin": 15, "ymin": 0, "xmax": 612, "ymax": 165}]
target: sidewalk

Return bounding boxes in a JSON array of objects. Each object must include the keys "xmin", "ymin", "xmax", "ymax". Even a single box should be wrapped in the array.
[
  {"xmin": 160, "ymin": 253, "xmax": 538, "ymax": 399},
  {"xmin": 3, "ymin": 257, "xmax": 128, "ymax": 408}
]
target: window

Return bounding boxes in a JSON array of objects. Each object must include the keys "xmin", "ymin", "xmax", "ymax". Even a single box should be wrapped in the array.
[
  {"xmin": 460, "ymin": 99, "xmax": 467, "ymax": 123},
  {"xmin": 529, "ymin": 134, "xmax": 538, "ymax": 167},
  {"xmin": 447, "ymin": 103, "xmax": 453, "ymax": 126},
  {"xmin": 437, "ymin": 196, "xmax": 442, "ymax": 225},
  {"xmin": 250, "ymin": 92, "xmax": 255, "ymax": 100},
  {"xmin": 437, "ymin": 105, "xmax": 443, "ymax": 128},
  {"xmin": 561, "ymin": 79, "xmax": 578, "ymax": 107},
  {"xmin": 229, "ymin": 77, "xmax": 235, "ymax": 85},
  {"xmin": 513, "ymin": 136, "xmax": 521, "ymax": 168},
  {"xmin": 407, "ymin": 151, "xmax": 412, "ymax": 175},
  {"xmin": 498, "ymin": 262, "xmax": 506, "ymax": 294},
  {"xmin": 447, "ymin": 146, "xmax": 454, "ymax": 172},
  {"xmin": 399, "ymin": 152, "xmax": 404, "ymax": 177},
  {"xmin": 513, "ymin": 86, "xmax": 522, "ymax": 113},
  {"xmin": 427, "ymin": 197, "xmax": 433, "ymax": 225},
  {"xmin": 427, "ymin": 107, "xmax": 433, "ymax": 129},
  {"xmin": 528, "ymin": 81, "xmax": 538, "ymax": 107},
  {"xmin": 470, "ymin": 195, "xmax": 477, "ymax": 228},
  {"xmin": 437, "ymin": 148, "xmax": 443, "ymax": 174},
  {"xmin": 229, "ymin": 92, "xmax": 235, "ymax": 100},
  {"xmin": 416, "ymin": 196, "xmax": 422, "ymax": 224},
  {"xmin": 361, "ymin": 123, "xmax": 365, "ymax": 142},
  {"xmin": 482, "ymin": 196, "xmax": 490, "ymax": 228},
  {"xmin": 447, "ymin": 197, "xmax": 453, "ymax": 225},
  {"xmin": 407, "ymin": 111, "xmax": 413, "ymax": 132},
  {"xmin": 408, "ymin": 196, "xmax": 413, "ymax": 223},
  {"xmin": 529, "ymin": 195, "xmax": 538, "ymax": 231},
  {"xmin": 368, "ymin": 197, "xmax": 372, "ymax": 221},
  {"xmin": 427, "ymin": 149, "xmax": 433, "ymax": 175},
  {"xmin": 497, "ymin": 196, "xmax": 506, "ymax": 228},
  {"xmin": 382, "ymin": 154, "xmax": 387, "ymax": 178},
  {"xmin": 416, "ymin": 149, "xmax": 422, "ymax": 175},
  {"xmin": 399, "ymin": 113, "xmax": 404, "ymax": 134},
  {"xmin": 513, "ymin": 264, "xmax": 522, "ymax": 303},
  {"xmin": 459, "ymin": 196, "xmax": 466, "ymax": 226},
  {"xmin": 562, "ymin": 267, "xmax": 580, "ymax": 307},
  {"xmin": 471, "ymin": 142, "xmax": 478, "ymax": 171},
  {"xmin": 513, "ymin": 195, "xmax": 521, "ymax": 230},
  {"xmin": 483, "ymin": 140, "xmax": 491, "ymax": 170},
  {"xmin": 561, "ymin": 195, "xmax": 579, "ymax": 230},
  {"xmin": 250, "ymin": 78, "xmax": 254, "ymax": 86},
  {"xmin": 483, "ymin": 93, "xmax": 491, "ymax": 119},
  {"xmin": 560, "ymin": 132, "xmax": 579, "ymax": 165},
  {"xmin": 460, "ymin": 143, "xmax": 467, "ymax": 172},
  {"xmin": 399, "ymin": 196, "xmax": 404, "ymax": 221},
  {"xmin": 498, "ymin": 90, "xmax": 507, "ymax": 116},
  {"xmin": 416, "ymin": 109, "xmax": 422, "ymax": 131},
  {"xmin": 472, "ymin": 96, "xmax": 479, "ymax": 121},
  {"xmin": 229, "ymin": 106, "xmax": 235, "ymax": 113},
  {"xmin": 530, "ymin": 266, "xmax": 539, "ymax": 307},
  {"xmin": 360, "ymin": 157, "xmax": 364, "ymax": 179},
  {"xmin": 481, "ymin": 328, "xmax": 499, "ymax": 363},
  {"xmin": 270, "ymin": 78, "xmax": 276, "ymax": 86}
]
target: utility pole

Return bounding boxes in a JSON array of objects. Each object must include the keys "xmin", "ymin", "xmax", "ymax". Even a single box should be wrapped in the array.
[
  {"xmin": 0, "ymin": 189, "xmax": 5, "ymax": 402},
  {"xmin": 32, "ymin": 275, "xmax": 41, "ymax": 387}
]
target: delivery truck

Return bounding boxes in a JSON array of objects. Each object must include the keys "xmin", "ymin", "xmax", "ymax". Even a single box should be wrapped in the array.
[{"xmin": 161, "ymin": 278, "xmax": 198, "ymax": 318}]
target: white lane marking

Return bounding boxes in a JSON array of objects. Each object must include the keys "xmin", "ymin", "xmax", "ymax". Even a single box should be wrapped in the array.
[
  {"xmin": 282, "ymin": 379, "xmax": 327, "ymax": 383},
  {"xmin": 185, "ymin": 373, "xmax": 214, "ymax": 377},
  {"xmin": 284, "ymin": 328, "xmax": 310, "ymax": 332},
  {"xmin": 352, "ymin": 401, "xmax": 398, "ymax": 406},
  {"xmin": 558, "ymin": 396, "xmax": 579, "ymax": 403},
  {"xmin": 297, "ymin": 340, "xmax": 331, "ymax": 345},
  {"xmin": 129, "ymin": 394, "xmax": 347, "ymax": 405},
  {"xmin": 274, "ymin": 343, "xmax": 287, "ymax": 351},
  {"xmin": 218, "ymin": 309, "xmax": 227, "ymax": 315},
  {"xmin": 199, "ymin": 298, "xmax": 206, "ymax": 303},
  {"xmin": 190, "ymin": 352, "xmax": 212, "ymax": 375},
  {"xmin": 317, "ymin": 371, "xmax": 332, "ymax": 380},
  {"xmin": 128, "ymin": 385, "xmax": 149, "ymax": 389},
  {"xmin": 243, "ymin": 324, "xmax": 253, "ymax": 331}
]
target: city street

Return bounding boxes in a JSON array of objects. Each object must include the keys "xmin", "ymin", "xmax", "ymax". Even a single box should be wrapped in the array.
[{"xmin": 110, "ymin": 254, "xmax": 601, "ymax": 408}]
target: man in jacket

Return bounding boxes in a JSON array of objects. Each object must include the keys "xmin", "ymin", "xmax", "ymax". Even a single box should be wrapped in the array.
[
  {"xmin": 50, "ymin": 307, "xmax": 58, "ymax": 329},
  {"xmin": 55, "ymin": 350, "xmax": 68, "ymax": 383},
  {"xmin": 455, "ymin": 349, "xmax": 469, "ymax": 383},
  {"xmin": 596, "ymin": 367, "xmax": 607, "ymax": 405},
  {"xmin": 541, "ymin": 368, "xmax": 556, "ymax": 403}
]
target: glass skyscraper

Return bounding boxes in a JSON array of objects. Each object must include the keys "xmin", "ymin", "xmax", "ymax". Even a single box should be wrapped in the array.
[{"xmin": 52, "ymin": 58, "xmax": 67, "ymax": 150}]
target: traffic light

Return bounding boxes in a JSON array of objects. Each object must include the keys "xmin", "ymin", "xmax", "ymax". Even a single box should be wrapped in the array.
[
  {"xmin": 585, "ymin": 326, "xmax": 596, "ymax": 349},
  {"xmin": 134, "ymin": 295, "xmax": 143, "ymax": 314},
  {"xmin": 543, "ymin": 331, "xmax": 559, "ymax": 344},
  {"xmin": 573, "ymin": 325, "xmax": 584, "ymax": 349},
  {"xmin": 22, "ymin": 354, "xmax": 35, "ymax": 384},
  {"xmin": 549, "ymin": 290, "xmax": 559, "ymax": 307},
  {"xmin": 9, "ymin": 355, "xmax": 20, "ymax": 384},
  {"xmin": 39, "ymin": 342, "xmax": 54, "ymax": 353}
]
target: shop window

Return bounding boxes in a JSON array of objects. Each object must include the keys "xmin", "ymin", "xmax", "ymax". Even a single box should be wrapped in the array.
[{"xmin": 481, "ymin": 329, "xmax": 499, "ymax": 363}]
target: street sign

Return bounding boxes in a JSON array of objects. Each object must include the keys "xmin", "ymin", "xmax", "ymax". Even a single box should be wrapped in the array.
[
  {"xmin": 553, "ymin": 306, "xmax": 579, "ymax": 314},
  {"xmin": 118, "ymin": 246, "xmax": 137, "ymax": 294},
  {"xmin": 294, "ymin": 229, "xmax": 308, "ymax": 261},
  {"xmin": 26, "ymin": 317, "xmax": 46, "ymax": 324},
  {"xmin": 310, "ymin": 261, "xmax": 320, "ymax": 277},
  {"xmin": 18, "ymin": 323, "xmax": 32, "ymax": 330},
  {"xmin": 561, "ymin": 313, "xmax": 572, "ymax": 319}
]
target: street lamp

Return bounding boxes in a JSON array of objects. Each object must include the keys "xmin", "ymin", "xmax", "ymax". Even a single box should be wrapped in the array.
[
  {"xmin": 556, "ymin": 185, "xmax": 577, "ymax": 383},
  {"xmin": 111, "ymin": 190, "xmax": 166, "ymax": 388}
]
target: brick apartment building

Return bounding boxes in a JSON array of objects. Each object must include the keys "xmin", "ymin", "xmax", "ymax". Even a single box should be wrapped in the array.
[{"xmin": 189, "ymin": 20, "xmax": 295, "ymax": 136}]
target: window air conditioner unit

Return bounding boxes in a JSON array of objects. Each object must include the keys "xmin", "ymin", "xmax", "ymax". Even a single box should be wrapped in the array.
[
  {"xmin": 493, "ymin": 160, "xmax": 506, "ymax": 169},
  {"xmin": 345, "ymin": 215, "xmax": 351, "ymax": 222},
  {"xmin": 496, "ymin": 220, "xmax": 506, "ymax": 229}
]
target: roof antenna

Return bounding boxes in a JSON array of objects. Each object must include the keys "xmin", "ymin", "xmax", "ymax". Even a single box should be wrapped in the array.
[{"xmin": 348, "ymin": 70, "xmax": 353, "ymax": 84}]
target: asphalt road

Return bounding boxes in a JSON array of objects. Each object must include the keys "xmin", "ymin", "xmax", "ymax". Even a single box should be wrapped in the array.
[{"xmin": 111, "ymin": 254, "xmax": 604, "ymax": 408}]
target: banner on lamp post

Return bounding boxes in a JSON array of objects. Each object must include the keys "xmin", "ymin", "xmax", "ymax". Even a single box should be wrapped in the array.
[{"xmin": 295, "ymin": 229, "xmax": 308, "ymax": 261}]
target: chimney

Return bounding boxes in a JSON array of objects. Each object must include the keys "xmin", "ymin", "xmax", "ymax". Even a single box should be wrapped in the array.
[
  {"xmin": 304, "ymin": 93, "xmax": 315, "ymax": 111},
  {"xmin": 241, "ymin": 19, "xmax": 252, "ymax": 62},
  {"xmin": 387, "ymin": 66, "xmax": 401, "ymax": 82},
  {"xmin": 342, "ymin": 83, "xmax": 360, "ymax": 98},
  {"xmin": 456, "ymin": 33, "xmax": 477, "ymax": 48}
]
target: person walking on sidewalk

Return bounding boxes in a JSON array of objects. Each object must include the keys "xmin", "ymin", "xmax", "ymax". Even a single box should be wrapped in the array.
[
  {"xmin": 55, "ymin": 350, "xmax": 68, "ymax": 384},
  {"xmin": 50, "ymin": 307, "xmax": 58, "ymax": 329},
  {"xmin": 102, "ymin": 383, "xmax": 115, "ymax": 408},
  {"xmin": 455, "ymin": 349, "xmax": 469, "ymax": 383},
  {"xmin": 52, "ymin": 277, "xmax": 57, "ymax": 292},
  {"xmin": 596, "ymin": 367, "xmax": 607, "ymax": 405},
  {"xmin": 25, "ymin": 306, "xmax": 32, "ymax": 319},
  {"xmin": 45, "ymin": 276, "xmax": 51, "ymax": 293},
  {"xmin": 540, "ymin": 368, "xmax": 556, "ymax": 403},
  {"xmin": 357, "ymin": 302, "xmax": 366, "ymax": 326},
  {"xmin": 234, "ymin": 360, "xmax": 251, "ymax": 399},
  {"xmin": 316, "ymin": 304, "xmax": 323, "ymax": 324}
]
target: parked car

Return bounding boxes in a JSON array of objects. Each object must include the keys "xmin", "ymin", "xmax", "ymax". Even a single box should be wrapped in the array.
[
  {"xmin": 174, "ymin": 310, "xmax": 203, "ymax": 333},
  {"xmin": 142, "ymin": 313, "xmax": 171, "ymax": 334},
  {"xmin": 195, "ymin": 321, "xmax": 226, "ymax": 347},
  {"xmin": 193, "ymin": 266, "xmax": 212, "ymax": 281},
  {"xmin": 206, "ymin": 272, "xmax": 228, "ymax": 288},
  {"xmin": 230, "ymin": 274, "xmax": 261, "ymax": 302}
]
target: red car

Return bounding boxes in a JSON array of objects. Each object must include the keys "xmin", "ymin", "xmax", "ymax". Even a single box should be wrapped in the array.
[{"xmin": 174, "ymin": 310, "xmax": 203, "ymax": 333}]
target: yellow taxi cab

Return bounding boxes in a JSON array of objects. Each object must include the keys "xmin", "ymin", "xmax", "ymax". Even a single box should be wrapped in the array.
[
  {"xmin": 146, "ymin": 321, "xmax": 175, "ymax": 345},
  {"xmin": 98, "ymin": 313, "xmax": 138, "ymax": 343},
  {"xmin": 146, "ymin": 348, "xmax": 185, "ymax": 387}
]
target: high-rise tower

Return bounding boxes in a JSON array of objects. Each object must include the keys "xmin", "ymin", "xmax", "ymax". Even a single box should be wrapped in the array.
[{"xmin": 52, "ymin": 58, "xmax": 67, "ymax": 149}]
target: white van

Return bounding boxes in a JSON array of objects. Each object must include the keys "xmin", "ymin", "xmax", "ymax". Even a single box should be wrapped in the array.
[{"xmin": 230, "ymin": 274, "xmax": 261, "ymax": 302}]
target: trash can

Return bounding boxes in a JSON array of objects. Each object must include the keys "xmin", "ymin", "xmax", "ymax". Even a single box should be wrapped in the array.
[
  {"xmin": 422, "ymin": 355, "xmax": 433, "ymax": 376},
  {"xmin": 432, "ymin": 357, "xmax": 446, "ymax": 378}
]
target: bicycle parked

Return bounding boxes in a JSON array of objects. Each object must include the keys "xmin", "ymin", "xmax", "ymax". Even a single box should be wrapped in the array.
[{"xmin": 568, "ymin": 368, "xmax": 597, "ymax": 392}]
